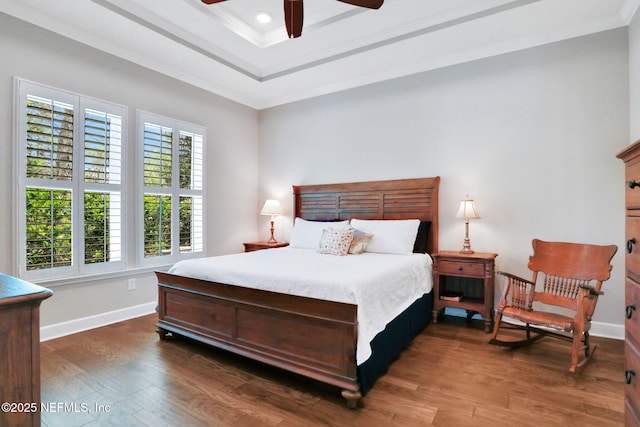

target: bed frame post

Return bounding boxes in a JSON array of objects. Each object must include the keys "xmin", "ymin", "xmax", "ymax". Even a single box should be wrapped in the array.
[{"xmin": 342, "ymin": 390, "xmax": 363, "ymax": 408}]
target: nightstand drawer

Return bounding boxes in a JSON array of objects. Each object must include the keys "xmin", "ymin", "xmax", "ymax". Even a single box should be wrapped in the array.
[{"xmin": 439, "ymin": 260, "xmax": 485, "ymax": 277}]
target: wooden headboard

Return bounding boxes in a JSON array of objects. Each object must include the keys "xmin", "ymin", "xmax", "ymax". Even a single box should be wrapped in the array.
[{"xmin": 293, "ymin": 177, "xmax": 440, "ymax": 254}]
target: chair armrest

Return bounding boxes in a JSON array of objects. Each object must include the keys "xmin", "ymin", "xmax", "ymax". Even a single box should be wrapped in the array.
[
  {"xmin": 496, "ymin": 271, "xmax": 535, "ymax": 310},
  {"xmin": 497, "ymin": 271, "xmax": 535, "ymax": 287},
  {"xmin": 579, "ymin": 284, "xmax": 603, "ymax": 296}
]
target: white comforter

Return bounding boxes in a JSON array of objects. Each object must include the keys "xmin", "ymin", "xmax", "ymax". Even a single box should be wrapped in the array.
[{"xmin": 168, "ymin": 247, "xmax": 433, "ymax": 364}]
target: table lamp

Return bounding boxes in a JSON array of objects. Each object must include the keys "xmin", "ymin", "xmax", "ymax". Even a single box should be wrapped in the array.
[
  {"xmin": 260, "ymin": 199, "xmax": 283, "ymax": 243},
  {"xmin": 456, "ymin": 195, "xmax": 480, "ymax": 254}
]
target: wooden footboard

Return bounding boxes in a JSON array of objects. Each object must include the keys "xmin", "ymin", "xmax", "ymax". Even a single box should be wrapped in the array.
[
  {"xmin": 155, "ymin": 272, "xmax": 362, "ymax": 407},
  {"xmin": 156, "ymin": 176, "xmax": 440, "ymax": 408}
]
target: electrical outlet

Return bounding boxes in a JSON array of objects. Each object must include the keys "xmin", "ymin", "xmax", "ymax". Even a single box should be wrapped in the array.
[{"xmin": 128, "ymin": 278, "xmax": 136, "ymax": 291}]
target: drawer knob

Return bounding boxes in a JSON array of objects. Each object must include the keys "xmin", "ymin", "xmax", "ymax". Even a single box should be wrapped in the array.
[
  {"xmin": 630, "ymin": 180, "xmax": 640, "ymax": 189},
  {"xmin": 626, "ymin": 369, "xmax": 636, "ymax": 385},
  {"xmin": 458, "ymin": 267, "xmax": 464, "ymax": 271},
  {"xmin": 627, "ymin": 304, "xmax": 637, "ymax": 319},
  {"xmin": 628, "ymin": 238, "xmax": 636, "ymax": 254}
]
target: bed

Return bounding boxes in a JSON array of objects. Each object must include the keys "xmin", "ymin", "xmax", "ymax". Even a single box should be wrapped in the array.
[{"xmin": 155, "ymin": 177, "xmax": 440, "ymax": 408}]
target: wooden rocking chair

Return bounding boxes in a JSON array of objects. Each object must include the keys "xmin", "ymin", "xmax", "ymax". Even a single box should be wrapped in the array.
[{"xmin": 489, "ymin": 239, "xmax": 617, "ymax": 373}]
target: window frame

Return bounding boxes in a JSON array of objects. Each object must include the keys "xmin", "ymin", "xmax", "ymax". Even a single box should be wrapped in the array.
[
  {"xmin": 137, "ymin": 110, "xmax": 206, "ymax": 267},
  {"xmin": 14, "ymin": 78, "xmax": 128, "ymax": 281}
]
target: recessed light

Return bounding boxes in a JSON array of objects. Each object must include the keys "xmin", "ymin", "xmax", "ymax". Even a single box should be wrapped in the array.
[{"xmin": 256, "ymin": 11, "xmax": 272, "ymax": 24}]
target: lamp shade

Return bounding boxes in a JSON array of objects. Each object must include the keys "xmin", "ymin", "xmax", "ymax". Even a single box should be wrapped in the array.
[
  {"xmin": 260, "ymin": 199, "xmax": 283, "ymax": 216},
  {"xmin": 456, "ymin": 197, "xmax": 480, "ymax": 220}
]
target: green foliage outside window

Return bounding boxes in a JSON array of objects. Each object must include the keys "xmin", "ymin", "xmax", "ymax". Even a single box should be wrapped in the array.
[
  {"xmin": 179, "ymin": 133, "xmax": 192, "ymax": 189},
  {"xmin": 84, "ymin": 192, "xmax": 111, "ymax": 264},
  {"xmin": 179, "ymin": 196, "xmax": 192, "ymax": 253},
  {"xmin": 144, "ymin": 194, "xmax": 171, "ymax": 257},
  {"xmin": 25, "ymin": 188, "xmax": 72, "ymax": 270}
]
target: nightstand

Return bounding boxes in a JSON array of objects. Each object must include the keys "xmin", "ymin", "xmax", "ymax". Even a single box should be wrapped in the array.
[
  {"xmin": 432, "ymin": 251, "xmax": 498, "ymax": 333},
  {"xmin": 243, "ymin": 241, "xmax": 289, "ymax": 252}
]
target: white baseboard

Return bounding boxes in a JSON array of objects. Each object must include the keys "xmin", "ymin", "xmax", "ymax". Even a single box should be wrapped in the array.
[
  {"xmin": 590, "ymin": 321, "xmax": 625, "ymax": 340},
  {"xmin": 40, "ymin": 301, "xmax": 157, "ymax": 342},
  {"xmin": 41, "ymin": 303, "xmax": 625, "ymax": 342},
  {"xmin": 444, "ymin": 307, "xmax": 624, "ymax": 340}
]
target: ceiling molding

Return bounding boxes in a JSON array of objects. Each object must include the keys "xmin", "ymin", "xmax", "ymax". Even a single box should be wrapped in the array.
[
  {"xmin": 1, "ymin": 0, "xmax": 637, "ymax": 110},
  {"xmin": 93, "ymin": 0, "xmax": 544, "ymax": 82},
  {"xmin": 92, "ymin": 0, "xmax": 262, "ymax": 79},
  {"xmin": 262, "ymin": 0, "xmax": 542, "ymax": 81},
  {"xmin": 621, "ymin": 0, "xmax": 640, "ymax": 23}
]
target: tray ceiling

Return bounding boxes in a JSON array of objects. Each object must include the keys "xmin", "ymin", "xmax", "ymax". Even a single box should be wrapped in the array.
[{"xmin": 1, "ymin": 0, "xmax": 638, "ymax": 109}]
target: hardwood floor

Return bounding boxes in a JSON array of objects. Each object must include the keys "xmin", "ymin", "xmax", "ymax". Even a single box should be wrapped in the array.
[{"xmin": 40, "ymin": 314, "xmax": 624, "ymax": 426}]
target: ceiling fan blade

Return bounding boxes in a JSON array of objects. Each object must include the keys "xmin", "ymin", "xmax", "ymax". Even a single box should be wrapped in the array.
[
  {"xmin": 201, "ymin": 0, "xmax": 227, "ymax": 4},
  {"xmin": 284, "ymin": 0, "xmax": 304, "ymax": 39},
  {"xmin": 336, "ymin": 0, "xmax": 384, "ymax": 9}
]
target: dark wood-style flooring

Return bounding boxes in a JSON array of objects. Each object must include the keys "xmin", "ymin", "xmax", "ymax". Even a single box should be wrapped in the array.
[{"xmin": 40, "ymin": 314, "xmax": 625, "ymax": 426}]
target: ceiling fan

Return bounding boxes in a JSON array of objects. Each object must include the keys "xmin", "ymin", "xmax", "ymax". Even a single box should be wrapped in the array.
[{"xmin": 201, "ymin": 0, "xmax": 384, "ymax": 39}]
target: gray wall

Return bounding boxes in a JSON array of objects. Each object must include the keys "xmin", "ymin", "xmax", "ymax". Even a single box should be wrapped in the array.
[
  {"xmin": 259, "ymin": 29, "xmax": 629, "ymax": 331},
  {"xmin": 0, "ymin": 10, "xmax": 631, "ymax": 335},
  {"xmin": 0, "ymin": 13, "xmax": 260, "ymax": 326}
]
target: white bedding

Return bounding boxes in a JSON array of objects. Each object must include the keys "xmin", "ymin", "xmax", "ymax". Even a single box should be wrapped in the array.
[{"xmin": 168, "ymin": 247, "xmax": 433, "ymax": 364}]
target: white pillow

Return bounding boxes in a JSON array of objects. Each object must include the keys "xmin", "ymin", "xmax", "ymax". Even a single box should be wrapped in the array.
[
  {"xmin": 289, "ymin": 217, "xmax": 350, "ymax": 249},
  {"xmin": 349, "ymin": 219, "xmax": 420, "ymax": 255}
]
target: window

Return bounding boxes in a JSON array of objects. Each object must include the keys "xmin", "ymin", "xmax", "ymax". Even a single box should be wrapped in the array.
[
  {"xmin": 138, "ymin": 111, "xmax": 204, "ymax": 265},
  {"xmin": 15, "ymin": 80, "xmax": 206, "ymax": 282},
  {"xmin": 15, "ymin": 80, "xmax": 126, "ymax": 280}
]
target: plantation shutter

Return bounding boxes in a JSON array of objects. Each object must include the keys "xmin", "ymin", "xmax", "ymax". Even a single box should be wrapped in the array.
[
  {"xmin": 143, "ymin": 123, "xmax": 172, "ymax": 188},
  {"xmin": 17, "ymin": 80, "xmax": 128, "ymax": 280},
  {"xmin": 139, "ymin": 112, "xmax": 205, "ymax": 263},
  {"xmin": 178, "ymin": 131, "xmax": 203, "ymax": 253},
  {"xmin": 26, "ymin": 95, "xmax": 74, "ymax": 180},
  {"xmin": 83, "ymin": 108, "xmax": 123, "ymax": 265},
  {"xmin": 24, "ymin": 95, "xmax": 75, "ymax": 271}
]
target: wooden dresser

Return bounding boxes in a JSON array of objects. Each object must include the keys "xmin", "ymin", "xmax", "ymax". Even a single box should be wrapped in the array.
[
  {"xmin": 0, "ymin": 274, "xmax": 52, "ymax": 427},
  {"xmin": 618, "ymin": 141, "xmax": 640, "ymax": 426}
]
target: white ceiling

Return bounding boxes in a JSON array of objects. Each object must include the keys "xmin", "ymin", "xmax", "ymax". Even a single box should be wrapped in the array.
[{"xmin": 2, "ymin": 0, "xmax": 639, "ymax": 109}]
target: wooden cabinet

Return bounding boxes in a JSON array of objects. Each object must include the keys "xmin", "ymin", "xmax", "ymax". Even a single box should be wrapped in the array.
[
  {"xmin": 0, "ymin": 274, "xmax": 52, "ymax": 427},
  {"xmin": 432, "ymin": 251, "xmax": 498, "ymax": 333},
  {"xmin": 243, "ymin": 241, "xmax": 289, "ymax": 252},
  {"xmin": 618, "ymin": 141, "xmax": 640, "ymax": 426}
]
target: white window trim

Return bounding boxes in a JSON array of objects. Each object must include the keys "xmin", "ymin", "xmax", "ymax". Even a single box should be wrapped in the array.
[
  {"xmin": 79, "ymin": 97, "xmax": 127, "ymax": 276},
  {"xmin": 14, "ymin": 78, "xmax": 128, "ymax": 282},
  {"xmin": 136, "ymin": 110, "xmax": 206, "ymax": 267}
]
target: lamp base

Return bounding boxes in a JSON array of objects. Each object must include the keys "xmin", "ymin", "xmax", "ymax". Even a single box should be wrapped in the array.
[
  {"xmin": 459, "ymin": 220, "xmax": 474, "ymax": 254},
  {"xmin": 267, "ymin": 219, "xmax": 277, "ymax": 243}
]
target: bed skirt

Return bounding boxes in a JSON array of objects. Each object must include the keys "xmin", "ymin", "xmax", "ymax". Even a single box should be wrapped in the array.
[{"xmin": 357, "ymin": 291, "xmax": 433, "ymax": 395}]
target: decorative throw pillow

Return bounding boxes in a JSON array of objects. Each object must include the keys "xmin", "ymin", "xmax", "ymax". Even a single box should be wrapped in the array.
[
  {"xmin": 318, "ymin": 228, "xmax": 355, "ymax": 256},
  {"xmin": 348, "ymin": 228, "xmax": 374, "ymax": 254}
]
